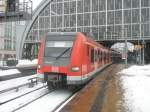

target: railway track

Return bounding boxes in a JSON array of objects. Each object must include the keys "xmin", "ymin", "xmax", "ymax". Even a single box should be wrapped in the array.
[
  {"xmin": 0, "ymin": 75, "xmax": 38, "ymax": 94},
  {"xmin": 0, "ymin": 84, "xmax": 79, "ymax": 112},
  {"xmin": 0, "ymin": 65, "xmax": 114, "ymax": 112},
  {"xmin": 0, "ymin": 85, "xmax": 47, "ymax": 105},
  {"xmin": 0, "ymin": 87, "xmax": 50, "ymax": 112}
]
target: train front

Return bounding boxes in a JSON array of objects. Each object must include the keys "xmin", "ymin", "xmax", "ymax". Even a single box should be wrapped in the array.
[{"xmin": 37, "ymin": 32, "xmax": 82, "ymax": 88}]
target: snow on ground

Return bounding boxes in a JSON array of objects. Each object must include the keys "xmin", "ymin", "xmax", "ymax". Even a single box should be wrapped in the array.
[
  {"xmin": 0, "ymin": 83, "xmax": 46, "ymax": 104},
  {"xmin": 0, "ymin": 69, "xmax": 21, "ymax": 76},
  {"xmin": 119, "ymin": 64, "xmax": 150, "ymax": 112},
  {"xmin": 0, "ymin": 87, "xmax": 49, "ymax": 112},
  {"xmin": 16, "ymin": 59, "xmax": 38, "ymax": 67},
  {"xmin": 16, "ymin": 89, "xmax": 72, "ymax": 112},
  {"xmin": 0, "ymin": 75, "xmax": 37, "ymax": 92}
]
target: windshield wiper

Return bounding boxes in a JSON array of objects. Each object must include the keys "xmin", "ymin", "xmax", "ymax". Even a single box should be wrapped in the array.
[{"xmin": 55, "ymin": 47, "xmax": 71, "ymax": 60}]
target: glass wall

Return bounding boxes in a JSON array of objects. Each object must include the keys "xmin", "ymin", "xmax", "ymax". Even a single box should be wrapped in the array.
[{"xmin": 24, "ymin": 0, "xmax": 150, "ymax": 58}]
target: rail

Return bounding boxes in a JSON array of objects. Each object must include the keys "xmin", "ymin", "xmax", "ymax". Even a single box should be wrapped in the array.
[{"xmin": 0, "ymin": 77, "xmax": 38, "ymax": 94}]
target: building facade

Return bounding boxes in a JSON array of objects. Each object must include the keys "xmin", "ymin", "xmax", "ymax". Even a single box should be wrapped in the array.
[
  {"xmin": 0, "ymin": 22, "xmax": 16, "ymax": 60},
  {"xmin": 21, "ymin": 0, "xmax": 150, "ymax": 59}
]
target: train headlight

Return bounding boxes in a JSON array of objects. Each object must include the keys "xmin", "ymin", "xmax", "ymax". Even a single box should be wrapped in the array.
[
  {"xmin": 71, "ymin": 67, "xmax": 80, "ymax": 72},
  {"xmin": 38, "ymin": 65, "xmax": 41, "ymax": 69}
]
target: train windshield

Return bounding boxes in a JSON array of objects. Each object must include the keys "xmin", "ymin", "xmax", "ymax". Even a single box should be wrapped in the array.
[{"xmin": 44, "ymin": 41, "xmax": 73, "ymax": 66}]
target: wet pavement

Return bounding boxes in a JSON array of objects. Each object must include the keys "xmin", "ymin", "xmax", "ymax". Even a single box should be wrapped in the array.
[{"xmin": 60, "ymin": 64, "xmax": 125, "ymax": 112}]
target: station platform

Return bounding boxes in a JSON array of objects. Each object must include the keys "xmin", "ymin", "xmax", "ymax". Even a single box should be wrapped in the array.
[{"xmin": 60, "ymin": 64, "xmax": 124, "ymax": 112}]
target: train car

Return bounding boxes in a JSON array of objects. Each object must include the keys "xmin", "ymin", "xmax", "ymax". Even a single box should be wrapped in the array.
[{"xmin": 37, "ymin": 32, "xmax": 113, "ymax": 88}]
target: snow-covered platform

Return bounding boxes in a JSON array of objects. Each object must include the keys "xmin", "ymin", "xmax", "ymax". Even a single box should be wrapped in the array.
[
  {"xmin": 119, "ymin": 64, "xmax": 150, "ymax": 112},
  {"xmin": 0, "ymin": 59, "xmax": 38, "ymax": 81},
  {"xmin": 0, "ymin": 75, "xmax": 37, "ymax": 93}
]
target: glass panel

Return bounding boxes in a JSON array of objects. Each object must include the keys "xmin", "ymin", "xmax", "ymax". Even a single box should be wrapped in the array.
[
  {"xmin": 141, "ymin": 0, "xmax": 149, "ymax": 7},
  {"xmin": 84, "ymin": 0, "xmax": 90, "ymax": 12},
  {"xmin": 77, "ymin": 0, "xmax": 83, "ymax": 13},
  {"xmin": 124, "ymin": 0, "xmax": 131, "ymax": 9},
  {"xmin": 107, "ymin": 0, "xmax": 114, "ymax": 10},
  {"xmin": 84, "ymin": 13, "xmax": 90, "ymax": 26},
  {"xmin": 92, "ymin": 13, "xmax": 98, "ymax": 26},
  {"xmin": 70, "ymin": 1, "xmax": 76, "ymax": 13},
  {"xmin": 33, "ymin": 19, "xmax": 38, "ymax": 29},
  {"xmin": 99, "ymin": 12, "xmax": 106, "ymax": 25},
  {"xmin": 39, "ymin": 17, "xmax": 45, "ymax": 29},
  {"xmin": 124, "ymin": 25, "xmax": 131, "ymax": 38},
  {"xmin": 141, "ymin": 8, "xmax": 149, "ymax": 22},
  {"xmin": 57, "ymin": 3, "xmax": 63, "ymax": 15},
  {"xmin": 45, "ymin": 5, "xmax": 50, "ymax": 16},
  {"xmin": 70, "ymin": 15, "xmax": 76, "ymax": 27},
  {"xmin": 115, "ymin": 0, "xmax": 122, "ymax": 9},
  {"xmin": 92, "ymin": 27, "xmax": 98, "ymax": 40},
  {"xmin": 92, "ymin": 0, "xmax": 98, "ymax": 11},
  {"xmin": 57, "ymin": 16, "xmax": 62, "ymax": 27},
  {"xmin": 64, "ymin": 15, "xmax": 70, "ymax": 27},
  {"xmin": 108, "ymin": 11, "xmax": 114, "ymax": 25},
  {"xmin": 77, "ymin": 14, "xmax": 84, "ymax": 26},
  {"xmin": 132, "ymin": 0, "xmax": 139, "ymax": 8},
  {"xmin": 64, "ymin": 2, "xmax": 69, "ymax": 14},
  {"xmin": 132, "ymin": 24, "xmax": 140, "ymax": 38},
  {"xmin": 51, "ymin": 16, "xmax": 57, "ymax": 28},
  {"xmin": 124, "ymin": 10, "xmax": 131, "ymax": 23},
  {"xmin": 99, "ymin": 26, "xmax": 106, "ymax": 39},
  {"xmin": 142, "ymin": 24, "xmax": 149, "ymax": 37},
  {"xmin": 99, "ymin": 0, "xmax": 106, "ymax": 11},
  {"xmin": 132, "ymin": 9, "xmax": 140, "ymax": 23},
  {"xmin": 45, "ymin": 17, "xmax": 50, "ymax": 29},
  {"xmin": 115, "ymin": 11, "xmax": 122, "ymax": 24}
]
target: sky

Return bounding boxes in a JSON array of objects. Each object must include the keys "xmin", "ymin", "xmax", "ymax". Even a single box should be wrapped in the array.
[{"xmin": 32, "ymin": 0, "xmax": 43, "ymax": 10}]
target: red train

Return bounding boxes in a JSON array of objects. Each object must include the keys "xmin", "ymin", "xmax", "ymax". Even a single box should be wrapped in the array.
[{"xmin": 37, "ymin": 32, "xmax": 119, "ymax": 88}]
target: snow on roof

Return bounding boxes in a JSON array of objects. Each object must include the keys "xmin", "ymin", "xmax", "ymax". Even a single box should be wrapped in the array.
[
  {"xmin": 111, "ymin": 42, "xmax": 134, "ymax": 52},
  {"xmin": 0, "ymin": 69, "xmax": 21, "ymax": 77},
  {"xmin": 16, "ymin": 59, "xmax": 38, "ymax": 67},
  {"xmin": 119, "ymin": 65, "xmax": 150, "ymax": 112}
]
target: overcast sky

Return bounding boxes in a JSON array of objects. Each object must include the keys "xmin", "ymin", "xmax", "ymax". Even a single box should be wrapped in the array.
[{"xmin": 32, "ymin": 0, "xmax": 43, "ymax": 9}]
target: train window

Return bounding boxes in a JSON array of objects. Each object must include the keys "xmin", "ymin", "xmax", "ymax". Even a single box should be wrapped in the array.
[
  {"xmin": 94, "ymin": 50, "xmax": 97, "ymax": 62},
  {"xmin": 104, "ymin": 52, "xmax": 106, "ymax": 60},
  {"xmin": 99, "ymin": 51, "xmax": 101, "ymax": 61},
  {"xmin": 87, "ymin": 46, "xmax": 89, "ymax": 56},
  {"xmin": 44, "ymin": 41, "xmax": 73, "ymax": 59},
  {"xmin": 46, "ymin": 41, "xmax": 73, "ymax": 48},
  {"xmin": 98, "ymin": 50, "xmax": 100, "ymax": 62},
  {"xmin": 105, "ymin": 52, "xmax": 107, "ymax": 60},
  {"xmin": 101, "ymin": 51, "xmax": 103, "ymax": 61},
  {"xmin": 91, "ymin": 49, "xmax": 94, "ymax": 63},
  {"xmin": 95, "ymin": 50, "xmax": 99, "ymax": 62}
]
